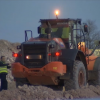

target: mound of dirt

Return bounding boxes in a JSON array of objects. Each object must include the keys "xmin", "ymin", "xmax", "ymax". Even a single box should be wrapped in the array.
[
  {"xmin": 0, "ymin": 83, "xmax": 100, "ymax": 100},
  {"xmin": 0, "ymin": 40, "xmax": 20, "ymax": 82},
  {"xmin": 0, "ymin": 39, "xmax": 100, "ymax": 100},
  {"xmin": 0, "ymin": 39, "xmax": 20, "ymax": 63}
]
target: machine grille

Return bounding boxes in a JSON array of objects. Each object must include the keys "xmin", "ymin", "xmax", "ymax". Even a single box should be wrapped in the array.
[{"xmin": 22, "ymin": 43, "xmax": 47, "ymax": 68}]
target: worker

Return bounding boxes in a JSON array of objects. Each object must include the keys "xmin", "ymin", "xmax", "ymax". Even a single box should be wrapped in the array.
[{"xmin": 0, "ymin": 56, "xmax": 11, "ymax": 91}]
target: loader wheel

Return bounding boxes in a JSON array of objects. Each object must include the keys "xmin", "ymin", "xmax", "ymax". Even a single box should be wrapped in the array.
[
  {"xmin": 90, "ymin": 64, "xmax": 100, "ymax": 86},
  {"xmin": 96, "ymin": 66, "xmax": 100, "ymax": 85},
  {"xmin": 95, "ymin": 69, "xmax": 100, "ymax": 85},
  {"xmin": 64, "ymin": 60, "xmax": 87, "ymax": 90},
  {"xmin": 47, "ymin": 85, "xmax": 63, "ymax": 91},
  {"xmin": 16, "ymin": 80, "xmax": 24, "ymax": 87},
  {"xmin": 15, "ymin": 78, "xmax": 30, "ymax": 87}
]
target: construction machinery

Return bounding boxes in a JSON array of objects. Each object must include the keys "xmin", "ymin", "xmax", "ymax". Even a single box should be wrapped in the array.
[{"xmin": 11, "ymin": 11, "xmax": 100, "ymax": 90}]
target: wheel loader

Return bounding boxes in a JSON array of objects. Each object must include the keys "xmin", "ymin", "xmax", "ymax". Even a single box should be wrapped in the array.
[{"xmin": 11, "ymin": 18, "xmax": 100, "ymax": 90}]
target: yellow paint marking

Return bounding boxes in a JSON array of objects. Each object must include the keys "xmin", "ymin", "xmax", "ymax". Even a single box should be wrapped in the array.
[{"xmin": 53, "ymin": 67, "xmax": 57, "ymax": 70}]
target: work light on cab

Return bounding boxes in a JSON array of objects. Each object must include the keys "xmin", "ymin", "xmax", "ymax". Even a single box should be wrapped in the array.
[
  {"xmin": 55, "ymin": 10, "xmax": 59, "ymax": 15},
  {"xmin": 55, "ymin": 10, "xmax": 59, "ymax": 19}
]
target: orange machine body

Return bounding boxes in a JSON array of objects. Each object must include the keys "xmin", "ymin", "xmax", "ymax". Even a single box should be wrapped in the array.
[
  {"xmin": 11, "ymin": 19, "xmax": 100, "ymax": 88},
  {"xmin": 78, "ymin": 42, "xmax": 98, "ymax": 71},
  {"xmin": 12, "ymin": 61, "xmax": 66, "ymax": 85}
]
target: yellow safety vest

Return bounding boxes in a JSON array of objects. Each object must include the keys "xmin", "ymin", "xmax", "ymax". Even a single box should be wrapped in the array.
[{"xmin": 0, "ymin": 62, "xmax": 8, "ymax": 73}]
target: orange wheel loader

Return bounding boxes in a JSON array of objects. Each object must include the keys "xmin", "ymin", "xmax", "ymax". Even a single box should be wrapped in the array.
[{"xmin": 11, "ymin": 18, "xmax": 100, "ymax": 90}]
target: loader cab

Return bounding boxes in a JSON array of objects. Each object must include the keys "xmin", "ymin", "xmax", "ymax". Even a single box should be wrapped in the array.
[{"xmin": 38, "ymin": 19, "xmax": 85, "ymax": 49}]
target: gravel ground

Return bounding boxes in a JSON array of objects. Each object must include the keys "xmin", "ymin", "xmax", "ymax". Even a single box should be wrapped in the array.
[
  {"xmin": 0, "ymin": 82, "xmax": 100, "ymax": 100},
  {"xmin": 0, "ymin": 39, "xmax": 100, "ymax": 100}
]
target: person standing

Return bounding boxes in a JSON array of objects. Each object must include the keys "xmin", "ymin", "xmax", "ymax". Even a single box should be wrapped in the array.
[{"xmin": 0, "ymin": 56, "xmax": 10, "ymax": 91}]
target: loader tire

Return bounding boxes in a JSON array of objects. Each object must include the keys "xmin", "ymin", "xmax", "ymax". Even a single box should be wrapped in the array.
[
  {"xmin": 64, "ymin": 60, "xmax": 87, "ymax": 90},
  {"xmin": 15, "ymin": 78, "xmax": 30, "ymax": 87},
  {"xmin": 95, "ymin": 70, "xmax": 100, "ymax": 85},
  {"xmin": 90, "ymin": 64, "xmax": 100, "ymax": 86},
  {"xmin": 16, "ymin": 80, "xmax": 24, "ymax": 87}
]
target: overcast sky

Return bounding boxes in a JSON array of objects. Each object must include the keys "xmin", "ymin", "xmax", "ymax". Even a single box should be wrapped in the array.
[{"xmin": 0, "ymin": 0, "xmax": 100, "ymax": 43}]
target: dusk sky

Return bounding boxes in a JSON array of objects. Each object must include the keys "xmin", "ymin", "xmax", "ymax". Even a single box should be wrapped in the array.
[{"xmin": 0, "ymin": 0, "xmax": 100, "ymax": 43}]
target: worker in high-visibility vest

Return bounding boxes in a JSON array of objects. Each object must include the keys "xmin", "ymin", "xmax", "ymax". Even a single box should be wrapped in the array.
[{"xmin": 0, "ymin": 56, "xmax": 10, "ymax": 91}]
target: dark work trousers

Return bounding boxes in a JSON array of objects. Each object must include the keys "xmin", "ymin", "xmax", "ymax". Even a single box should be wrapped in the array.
[{"xmin": 0, "ymin": 73, "xmax": 7, "ymax": 91}]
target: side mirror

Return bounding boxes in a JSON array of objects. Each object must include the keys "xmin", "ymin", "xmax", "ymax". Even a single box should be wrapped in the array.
[
  {"xmin": 84, "ymin": 25, "xmax": 88, "ymax": 33},
  {"xmin": 17, "ymin": 45, "xmax": 21, "ymax": 49},
  {"xmin": 94, "ymin": 40, "xmax": 100, "ymax": 46},
  {"xmin": 38, "ymin": 27, "xmax": 41, "ymax": 34}
]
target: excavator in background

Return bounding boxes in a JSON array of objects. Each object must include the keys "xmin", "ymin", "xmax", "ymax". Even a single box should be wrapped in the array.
[{"xmin": 11, "ymin": 11, "xmax": 100, "ymax": 90}]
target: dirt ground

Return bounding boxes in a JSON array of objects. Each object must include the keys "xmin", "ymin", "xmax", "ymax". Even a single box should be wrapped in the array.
[
  {"xmin": 0, "ymin": 40, "xmax": 100, "ymax": 100},
  {"xmin": 0, "ymin": 81, "xmax": 100, "ymax": 100}
]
